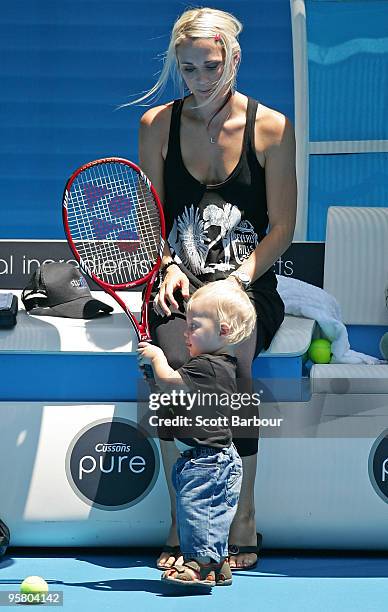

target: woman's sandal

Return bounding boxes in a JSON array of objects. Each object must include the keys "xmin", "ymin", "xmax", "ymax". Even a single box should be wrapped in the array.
[
  {"xmin": 161, "ymin": 558, "xmax": 232, "ymax": 588},
  {"xmin": 0, "ymin": 519, "xmax": 10, "ymax": 557},
  {"xmin": 156, "ymin": 545, "xmax": 183, "ymax": 570},
  {"xmin": 228, "ymin": 532, "xmax": 262, "ymax": 571}
]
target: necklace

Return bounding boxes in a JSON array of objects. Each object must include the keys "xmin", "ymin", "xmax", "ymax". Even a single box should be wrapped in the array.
[
  {"xmin": 205, "ymin": 92, "xmax": 233, "ymax": 145},
  {"xmin": 207, "ymin": 107, "xmax": 232, "ymax": 144}
]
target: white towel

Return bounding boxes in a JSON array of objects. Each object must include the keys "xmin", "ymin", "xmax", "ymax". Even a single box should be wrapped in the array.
[{"xmin": 276, "ymin": 275, "xmax": 380, "ymax": 364}]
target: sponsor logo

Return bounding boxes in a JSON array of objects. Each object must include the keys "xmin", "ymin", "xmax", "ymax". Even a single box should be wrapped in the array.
[
  {"xmin": 65, "ymin": 418, "xmax": 159, "ymax": 510},
  {"xmin": 368, "ymin": 429, "xmax": 388, "ymax": 503},
  {"xmin": 70, "ymin": 277, "xmax": 88, "ymax": 289}
]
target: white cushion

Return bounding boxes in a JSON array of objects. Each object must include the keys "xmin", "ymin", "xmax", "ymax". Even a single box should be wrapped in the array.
[
  {"xmin": 324, "ymin": 206, "xmax": 388, "ymax": 325},
  {"xmin": 0, "ymin": 291, "xmax": 314, "ymax": 358},
  {"xmin": 0, "ymin": 290, "xmax": 138, "ymax": 354},
  {"xmin": 311, "ymin": 364, "xmax": 388, "ymax": 394},
  {"xmin": 262, "ymin": 315, "xmax": 315, "ymax": 357}
]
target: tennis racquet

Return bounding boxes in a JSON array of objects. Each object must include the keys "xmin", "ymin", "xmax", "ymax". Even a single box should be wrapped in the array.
[{"xmin": 62, "ymin": 157, "xmax": 165, "ymax": 377}]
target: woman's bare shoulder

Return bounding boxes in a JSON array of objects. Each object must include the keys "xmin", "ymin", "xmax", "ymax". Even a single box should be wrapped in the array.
[
  {"xmin": 140, "ymin": 102, "xmax": 174, "ymax": 132},
  {"xmin": 139, "ymin": 103, "xmax": 175, "ymax": 159},
  {"xmin": 256, "ymin": 103, "xmax": 294, "ymax": 147}
]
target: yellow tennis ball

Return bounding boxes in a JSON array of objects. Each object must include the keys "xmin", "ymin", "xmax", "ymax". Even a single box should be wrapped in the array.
[
  {"xmin": 20, "ymin": 576, "xmax": 49, "ymax": 598},
  {"xmin": 308, "ymin": 338, "xmax": 332, "ymax": 364}
]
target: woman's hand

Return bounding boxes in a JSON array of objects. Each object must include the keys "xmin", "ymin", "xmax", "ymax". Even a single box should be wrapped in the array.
[
  {"xmin": 153, "ymin": 264, "xmax": 190, "ymax": 317},
  {"xmin": 225, "ymin": 274, "xmax": 243, "ymax": 289}
]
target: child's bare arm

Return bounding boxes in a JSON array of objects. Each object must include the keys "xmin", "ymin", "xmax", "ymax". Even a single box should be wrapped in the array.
[{"xmin": 137, "ymin": 342, "xmax": 189, "ymax": 392}]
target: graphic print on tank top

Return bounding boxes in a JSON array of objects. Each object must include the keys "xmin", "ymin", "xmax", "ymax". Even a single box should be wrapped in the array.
[{"xmin": 168, "ymin": 191, "xmax": 258, "ymax": 277}]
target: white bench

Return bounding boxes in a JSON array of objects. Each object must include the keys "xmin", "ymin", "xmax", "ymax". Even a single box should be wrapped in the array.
[
  {"xmin": 0, "ymin": 289, "xmax": 315, "ymax": 547},
  {"xmin": 0, "ymin": 290, "xmax": 314, "ymax": 357}
]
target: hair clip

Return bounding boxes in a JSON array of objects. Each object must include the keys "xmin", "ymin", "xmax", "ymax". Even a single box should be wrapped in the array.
[{"xmin": 214, "ymin": 33, "xmax": 221, "ymax": 42}]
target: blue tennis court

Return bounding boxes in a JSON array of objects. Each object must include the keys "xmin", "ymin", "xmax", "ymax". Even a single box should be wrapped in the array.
[{"xmin": 1, "ymin": 548, "xmax": 388, "ymax": 611}]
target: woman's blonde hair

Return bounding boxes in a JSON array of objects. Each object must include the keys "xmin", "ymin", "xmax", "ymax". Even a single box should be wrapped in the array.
[
  {"xmin": 186, "ymin": 280, "xmax": 256, "ymax": 346},
  {"xmin": 128, "ymin": 7, "xmax": 242, "ymax": 107}
]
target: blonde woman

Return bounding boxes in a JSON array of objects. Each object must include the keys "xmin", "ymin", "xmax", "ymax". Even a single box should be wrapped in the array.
[{"xmin": 136, "ymin": 7, "xmax": 297, "ymax": 570}]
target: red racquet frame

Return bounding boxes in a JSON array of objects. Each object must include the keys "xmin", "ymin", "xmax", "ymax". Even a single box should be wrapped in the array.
[{"xmin": 62, "ymin": 157, "xmax": 166, "ymax": 342}]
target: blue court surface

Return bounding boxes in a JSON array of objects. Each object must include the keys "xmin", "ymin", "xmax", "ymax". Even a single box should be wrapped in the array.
[{"xmin": 1, "ymin": 548, "xmax": 388, "ymax": 611}]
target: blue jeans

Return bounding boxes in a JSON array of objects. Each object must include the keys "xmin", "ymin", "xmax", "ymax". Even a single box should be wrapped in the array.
[{"xmin": 172, "ymin": 443, "xmax": 243, "ymax": 564}]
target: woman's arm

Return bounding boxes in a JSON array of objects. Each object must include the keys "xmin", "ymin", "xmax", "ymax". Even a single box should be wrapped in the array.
[
  {"xmin": 138, "ymin": 105, "xmax": 168, "ymax": 202},
  {"xmin": 230, "ymin": 111, "xmax": 297, "ymax": 284},
  {"xmin": 138, "ymin": 106, "xmax": 190, "ymax": 315}
]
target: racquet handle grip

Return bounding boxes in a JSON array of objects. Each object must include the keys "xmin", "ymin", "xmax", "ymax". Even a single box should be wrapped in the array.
[{"xmin": 143, "ymin": 363, "xmax": 155, "ymax": 381}]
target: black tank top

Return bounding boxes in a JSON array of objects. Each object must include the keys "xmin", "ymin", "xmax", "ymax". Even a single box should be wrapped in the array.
[{"xmin": 163, "ymin": 96, "xmax": 277, "ymax": 290}]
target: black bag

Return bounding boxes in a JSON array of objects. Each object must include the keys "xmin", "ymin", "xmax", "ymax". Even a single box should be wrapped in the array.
[
  {"xmin": 0, "ymin": 293, "xmax": 18, "ymax": 328},
  {"xmin": 0, "ymin": 518, "xmax": 10, "ymax": 556}
]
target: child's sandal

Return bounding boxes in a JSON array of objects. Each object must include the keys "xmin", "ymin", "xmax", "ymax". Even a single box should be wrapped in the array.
[
  {"xmin": 161, "ymin": 560, "xmax": 216, "ymax": 588},
  {"xmin": 214, "ymin": 559, "xmax": 233, "ymax": 586}
]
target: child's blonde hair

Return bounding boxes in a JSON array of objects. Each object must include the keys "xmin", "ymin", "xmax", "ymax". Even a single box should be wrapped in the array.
[
  {"xmin": 186, "ymin": 280, "xmax": 256, "ymax": 345},
  {"xmin": 126, "ymin": 7, "xmax": 242, "ymax": 107}
]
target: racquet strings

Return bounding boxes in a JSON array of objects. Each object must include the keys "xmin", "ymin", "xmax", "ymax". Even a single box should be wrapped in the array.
[{"xmin": 66, "ymin": 161, "xmax": 161, "ymax": 285}]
